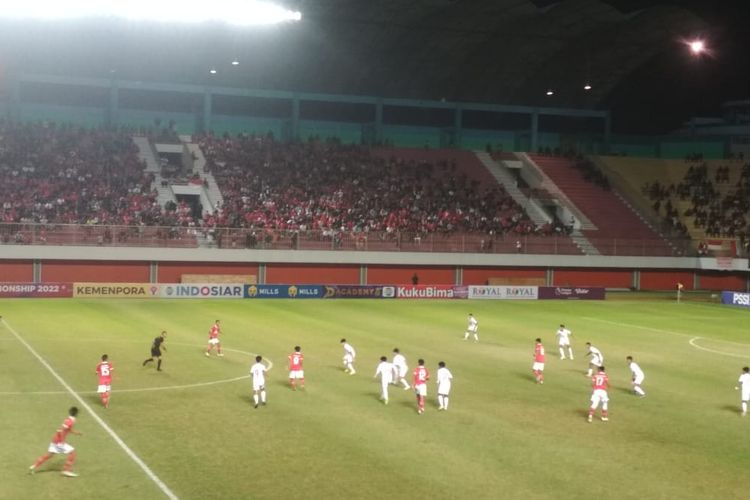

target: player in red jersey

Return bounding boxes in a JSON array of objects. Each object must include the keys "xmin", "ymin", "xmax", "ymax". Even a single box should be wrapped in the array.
[
  {"xmin": 413, "ymin": 359, "xmax": 430, "ymax": 414},
  {"xmin": 532, "ymin": 338, "xmax": 545, "ymax": 384},
  {"xmin": 588, "ymin": 366, "xmax": 610, "ymax": 423},
  {"xmin": 95, "ymin": 354, "xmax": 113, "ymax": 408},
  {"xmin": 288, "ymin": 345, "xmax": 305, "ymax": 390},
  {"xmin": 205, "ymin": 319, "xmax": 223, "ymax": 357},
  {"xmin": 29, "ymin": 407, "xmax": 82, "ymax": 477}
]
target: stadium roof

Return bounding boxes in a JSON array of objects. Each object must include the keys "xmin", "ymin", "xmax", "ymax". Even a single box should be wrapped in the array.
[{"xmin": 0, "ymin": 0, "xmax": 747, "ymax": 132}]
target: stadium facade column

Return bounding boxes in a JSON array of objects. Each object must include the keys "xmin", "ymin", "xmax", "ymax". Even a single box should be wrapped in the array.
[
  {"xmin": 202, "ymin": 90, "xmax": 212, "ymax": 133},
  {"xmin": 359, "ymin": 265, "xmax": 367, "ymax": 285},
  {"xmin": 149, "ymin": 262, "xmax": 158, "ymax": 284},
  {"xmin": 291, "ymin": 95, "xmax": 300, "ymax": 142},
  {"xmin": 375, "ymin": 100, "xmax": 383, "ymax": 144},
  {"xmin": 454, "ymin": 106, "xmax": 463, "ymax": 148},
  {"xmin": 107, "ymin": 81, "xmax": 119, "ymax": 128},
  {"xmin": 603, "ymin": 111, "xmax": 611, "ymax": 154},
  {"xmin": 545, "ymin": 268, "xmax": 553, "ymax": 286},
  {"xmin": 8, "ymin": 73, "xmax": 21, "ymax": 122},
  {"xmin": 454, "ymin": 266, "xmax": 463, "ymax": 285},
  {"xmin": 33, "ymin": 259, "xmax": 41, "ymax": 282},
  {"xmin": 258, "ymin": 264, "xmax": 266, "ymax": 284},
  {"xmin": 632, "ymin": 270, "xmax": 640, "ymax": 291},
  {"xmin": 530, "ymin": 111, "xmax": 539, "ymax": 153}
]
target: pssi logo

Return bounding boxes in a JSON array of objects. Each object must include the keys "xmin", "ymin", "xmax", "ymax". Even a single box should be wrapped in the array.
[{"xmin": 732, "ymin": 293, "xmax": 750, "ymax": 305}]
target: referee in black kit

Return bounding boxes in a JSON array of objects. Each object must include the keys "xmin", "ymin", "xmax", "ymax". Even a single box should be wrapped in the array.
[{"xmin": 142, "ymin": 331, "xmax": 167, "ymax": 371}]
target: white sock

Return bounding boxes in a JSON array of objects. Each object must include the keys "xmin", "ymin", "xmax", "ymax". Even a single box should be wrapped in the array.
[
  {"xmin": 261, "ymin": 390, "xmax": 266, "ymax": 403},
  {"xmin": 444, "ymin": 396, "xmax": 449, "ymax": 409},
  {"xmin": 568, "ymin": 348, "xmax": 574, "ymax": 359},
  {"xmin": 634, "ymin": 386, "xmax": 645, "ymax": 396},
  {"xmin": 473, "ymin": 334, "xmax": 479, "ymax": 342},
  {"xmin": 438, "ymin": 395, "xmax": 444, "ymax": 408},
  {"xmin": 559, "ymin": 347, "xmax": 565, "ymax": 358},
  {"xmin": 464, "ymin": 332, "xmax": 469, "ymax": 339},
  {"xmin": 742, "ymin": 401, "xmax": 747, "ymax": 413},
  {"xmin": 586, "ymin": 369, "xmax": 593, "ymax": 377},
  {"xmin": 347, "ymin": 364, "xmax": 355, "ymax": 373},
  {"xmin": 253, "ymin": 394, "xmax": 259, "ymax": 405}
]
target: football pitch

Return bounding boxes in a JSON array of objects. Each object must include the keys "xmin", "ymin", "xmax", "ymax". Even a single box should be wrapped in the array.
[{"xmin": 1, "ymin": 296, "xmax": 749, "ymax": 500}]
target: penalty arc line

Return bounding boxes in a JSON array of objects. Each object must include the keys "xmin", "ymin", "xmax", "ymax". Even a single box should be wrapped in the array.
[
  {"xmin": 2, "ymin": 318, "xmax": 179, "ymax": 500},
  {"xmin": 688, "ymin": 337, "xmax": 750, "ymax": 360},
  {"xmin": 582, "ymin": 316, "xmax": 750, "ymax": 359}
]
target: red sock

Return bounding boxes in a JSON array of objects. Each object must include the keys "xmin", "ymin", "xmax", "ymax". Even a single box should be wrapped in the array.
[
  {"xmin": 102, "ymin": 393, "xmax": 109, "ymax": 407},
  {"xmin": 64, "ymin": 451, "xmax": 76, "ymax": 471},
  {"xmin": 300, "ymin": 378, "xmax": 305, "ymax": 388},
  {"xmin": 290, "ymin": 379, "xmax": 295, "ymax": 389}
]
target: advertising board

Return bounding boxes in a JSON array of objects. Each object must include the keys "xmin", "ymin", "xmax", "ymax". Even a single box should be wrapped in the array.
[
  {"xmin": 468, "ymin": 285, "xmax": 538, "ymax": 300},
  {"xmin": 721, "ymin": 291, "xmax": 750, "ymax": 308},
  {"xmin": 0, "ymin": 283, "xmax": 73, "ymax": 298},
  {"xmin": 538, "ymin": 287, "xmax": 605, "ymax": 300}
]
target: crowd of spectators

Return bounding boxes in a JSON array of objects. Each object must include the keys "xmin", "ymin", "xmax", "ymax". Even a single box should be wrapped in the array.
[
  {"xmin": 0, "ymin": 121, "xmax": 162, "ymax": 228},
  {"xmin": 197, "ymin": 133, "xmax": 547, "ymax": 244},
  {"xmin": 643, "ymin": 161, "xmax": 750, "ymax": 241}
]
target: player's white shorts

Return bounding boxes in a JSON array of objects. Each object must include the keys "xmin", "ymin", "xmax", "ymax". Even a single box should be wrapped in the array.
[
  {"xmin": 97, "ymin": 384, "xmax": 111, "ymax": 393},
  {"xmin": 558, "ymin": 340, "xmax": 570, "ymax": 347},
  {"xmin": 532, "ymin": 362, "xmax": 545, "ymax": 371},
  {"xmin": 589, "ymin": 358, "xmax": 603, "ymax": 368},
  {"xmin": 414, "ymin": 383, "xmax": 427, "ymax": 397},
  {"xmin": 343, "ymin": 354, "xmax": 354, "ymax": 364},
  {"xmin": 632, "ymin": 374, "xmax": 645, "ymax": 385},
  {"xmin": 590, "ymin": 389, "xmax": 609, "ymax": 405},
  {"xmin": 393, "ymin": 365, "xmax": 408, "ymax": 378},
  {"xmin": 208, "ymin": 337, "xmax": 220, "ymax": 345},
  {"xmin": 252, "ymin": 379, "xmax": 265, "ymax": 391},
  {"xmin": 438, "ymin": 382, "xmax": 451, "ymax": 395},
  {"xmin": 468, "ymin": 325, "xmax": 478, "ymax": 333},
  {"xmin": 289, "ymin": 370, "xmax": 304, "ymax": 379},
  {"xmin": 381, "ymin": 378, "xmax": 392, "ymax": 394},
  {"xmin": 741, "ymin": 388, "xmax": 750, "ymax": 401},
  {"xmin": 48, "ymin": 442, "xmax": 74, "ymax": 454}
]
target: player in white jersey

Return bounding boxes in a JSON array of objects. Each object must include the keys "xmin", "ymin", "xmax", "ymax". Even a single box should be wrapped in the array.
[
  {"xmin": 341, "ymin": 338, "xmax": 356, "ymax": 375},
  {"xmin": 374, "ymin": 356, "xmax": 394, "ymax": 404},
  {"xmin": 736, "ymin": 366, "xmax": 750, "ymax": 416},
  {"xmin": 626, "ymin": 356, "xmax": 646, "ymax": 397},
  {"xmin": 463, "ymin": 313, "xmax": 479, "ymax": 342},
  {"xmin": 250, "ymin": 355, "xmax": 268, "ymax": 408},
  {"xmin": 391, "ymin": 348, "xmax": 411, "ymax": 390},
  {"xmin": 585, "ymin": 342, "xmax": 604, "ymax": 377},
  {"xmin": 556, "ymin": 324, "xmax": 574, "ymax": 360},
  {"xmin": 436, "ymin": 361, "xmax": 453, "ymax": 410}
]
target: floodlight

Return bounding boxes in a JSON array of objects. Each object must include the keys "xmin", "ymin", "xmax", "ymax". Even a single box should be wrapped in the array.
[
  {"xmin": 546, "ymin": 89, "xmax": 554, "ymax": 96},
  {"xmin": 584, "ymin": 84, "xmax": 592, "ymax": 91},
  {"xmin": 689, "ymin": 40, "xmax": 705, "ymax": 54},
  {"xmin": 210, "ymin": 69, "xmax": 218, "ymax": 74},
  {"xmin": 231, "ymin": 60, "xmax": 240, "ymax": 66},
  {"xmin": 0, "ymin": 1, "xmax": 303, "ymax": 25}
]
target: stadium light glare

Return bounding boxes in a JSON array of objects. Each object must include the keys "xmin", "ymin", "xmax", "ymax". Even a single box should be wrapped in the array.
[
  {"xmin": 0, "ymin": 1, "xmax": 302, "ymax": 25},
  {"xmin": 584, "ymin": 83, "xmax": 592, "ymax": 91},
  {"xmin": 689, "ymin": 40, "xmax": 705, "ymax": 54},
  {"xmin": 209, "ymin": 69, "xmax": 217, "ymax": 74},
  {"xmin": 231, "ymin": 60, "xmax": 240, "ymax": 66},
  {"xmin": 546, "ymin": 89, "xmax": 554, "ymax": 96}
]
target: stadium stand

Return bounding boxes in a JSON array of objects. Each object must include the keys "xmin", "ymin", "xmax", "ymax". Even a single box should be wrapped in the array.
[{"xmin": 528, "ymin": 153, "xmax": 675, "ymax": 256}]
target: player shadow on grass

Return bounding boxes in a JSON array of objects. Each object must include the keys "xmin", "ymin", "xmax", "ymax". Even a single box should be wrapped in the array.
[
  {"xmin": 722, "ymin": 404, "xmax": 740, "ymax": 414},
  {"xmin": 513, "ymin": 371, "xmax": 537, "ymax": 383}
]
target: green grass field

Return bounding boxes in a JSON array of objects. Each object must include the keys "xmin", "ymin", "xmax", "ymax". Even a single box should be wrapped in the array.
[{"xmin": 1, "ymin": 297, "xmax": 749, "ymax": 500}]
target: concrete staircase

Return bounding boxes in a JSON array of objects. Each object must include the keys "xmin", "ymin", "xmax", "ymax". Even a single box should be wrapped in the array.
[
  {"xmin": 570, "ymin": 229, "xmax": 600, "ymax": 255},
  {"xmin": 184, "ymin": 141, "xmax": 223, "ymax": 212},
  {"xmin": 133, "ymin": 136, "xmax": 175, "ymax": 208},
  {"xmin": 474, "ymin": 151, "xmax": 550, "ymax": 226}
]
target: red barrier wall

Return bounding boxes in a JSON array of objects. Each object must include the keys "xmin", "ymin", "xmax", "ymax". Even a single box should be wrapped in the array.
[
  {"xmin": 0, "ymin": 260, "xmax": 33, "ymax": 282},
  {"xmin": 640, "ymin": 270, "xmax": 695, "ymax": 290},
  {"xmin": 697, "ymin": 271, "xmax": 747, "ymax": 291},
  {"xmin": 368, "ymin": 266, "xmax": 453, "ymax": 285},
  {"xmin": 42, "ymin": 261, "xmax": 150, "ymax": 283},
  {"xmin": 157, "ymin": 262, "xmax": 260, "ymax": 283},
  {"xmin": 553, "ymin": 269, "xmax": 632, "ymax": 288},
  {"xmin": 462, "ymin": 267, "xmax": 545, "ymax": 285},
  {"xmin": 266, "ymin": 264, "xmax": 359, "ymax": 284}
]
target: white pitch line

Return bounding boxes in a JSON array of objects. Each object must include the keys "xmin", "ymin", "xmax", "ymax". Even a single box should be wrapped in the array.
[
  {"xmin": 582, "ymin": 316, "xmax": 750, "ymax": 359},
  {"xmin": 688, "ymin": 337, "xmax": 750, "ymax": 360},
  {"xmin": 2, "ymin": 318, "xmax": 179, "ymax": 500},
  {"xmin": 0, "ymin": 343, "xmax": 273, "ymax": 395}
]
